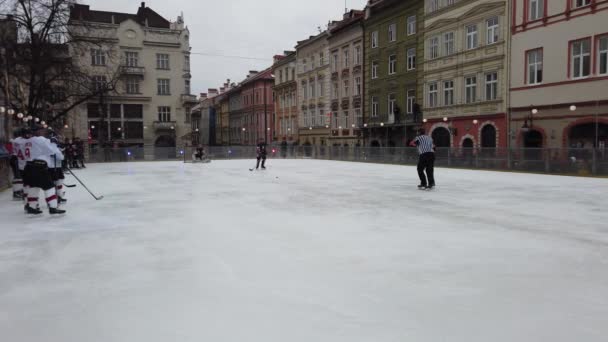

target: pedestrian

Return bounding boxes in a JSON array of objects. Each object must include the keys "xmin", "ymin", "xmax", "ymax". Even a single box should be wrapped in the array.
[
  {"xmin": 255, "ymin": 139, "xmax": 267, "ymax": 170},
  {"xmin": 409, "ymin": 128, "xmax": 436, "ymax": 190},
  {"xmin": 74, "ymin": 137, "xmax": 85, "ymax": 168}
]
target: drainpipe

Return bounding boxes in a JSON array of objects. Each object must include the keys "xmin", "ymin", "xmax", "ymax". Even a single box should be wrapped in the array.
[{"xmin": 506, "ymin": 0, "xmax": 513, "ymax": 169}]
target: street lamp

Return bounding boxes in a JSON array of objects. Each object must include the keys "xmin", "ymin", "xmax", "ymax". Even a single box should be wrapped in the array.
[
  {"xmin": 570, "ymin": 105, "xmax": 577, "ymax": 112},
  {"xmin": 64, "ymin": 124, "xmax": 69, "ymax": 129},
  {"xmin": 17, "ymin": 112, "xmax": 23, "ymax": 119},
  {"xmin": 0, "ymin": 106, "xmax": 4, "ymax": 113},
  {"xmin": 34, "ymin": 117, "xmax": 40, "ymax": 123},
  {"xmin": 8, "ymin": 109, "xmax": 15, "ymax": 115},
  {"xmin": 423, "ymin": 118, "xmax": 428, "ymax": 123},
  {"xmin": 473, "ymin": 119, "xmax": 478, "ymax": 125}
]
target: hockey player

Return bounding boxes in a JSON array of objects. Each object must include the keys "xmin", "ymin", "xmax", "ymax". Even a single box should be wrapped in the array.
[
  {"xmin": 22, "ymin": 125, "xmax": 66, "ymax": 215},
  {"xmin": 8, "ymin": 129, "xmax": 25, "ymax": 200},
  {"xmin": 255, "ymin": 139, "xmax": 267, "ymax": 170},
  {"xmin": 49, "ymin": 133, "xmax": 67, "ymax": 204},
  {"xmin": 12, "ymin": 128, "xmax": 31, "ymax": 202},
  {"xmin": 409, "ymin": 128, "xmax": 435, "ymax": 190}
]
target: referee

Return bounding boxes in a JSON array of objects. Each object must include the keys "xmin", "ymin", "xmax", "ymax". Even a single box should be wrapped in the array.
[{"xmin": 409, "ymin": 128, "xmax": 435, "ymax": 189}]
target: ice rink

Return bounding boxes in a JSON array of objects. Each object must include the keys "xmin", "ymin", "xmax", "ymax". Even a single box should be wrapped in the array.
[{"xmin": 1, "ymin": 160, "xmax": 607, "ymax": 342}]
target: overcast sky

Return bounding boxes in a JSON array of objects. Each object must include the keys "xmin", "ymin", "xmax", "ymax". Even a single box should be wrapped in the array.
[{"xmin": 84, "ymin": 0, "xmax": 368, "ymax": 95}]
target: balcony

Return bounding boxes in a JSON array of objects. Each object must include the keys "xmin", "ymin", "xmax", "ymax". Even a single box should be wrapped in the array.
[
  {"xmin": 352, "ymin": 95, "xmax": 362, "ymax": 108},
  {"xmin": 353, "ymin": 65, "xmax": 362, "ymax": 74},
  {"xmin": 331, "ymin": 72, "xmax": 339, "ymax": 81},
  {"xmin": 331, "ymin": 100, "xmax": 339, "ymax": 112},
  {"xmin": 153, "ymin": 121, "xmax": 177, "ymax": 131},
  {"xmin": 341, "ymin": 98, "xmax": 350, "ymax": 110},
  {"xmin": 341, "ymin": 68, "xmax": 350, "ymax": 78},
  {"xmin": 120, "ymin": 66, "xmax": 145, "ymax": 77},
  {"xmin": 181, "ymin": 94, "xmax": 197, "ymax": 104}
]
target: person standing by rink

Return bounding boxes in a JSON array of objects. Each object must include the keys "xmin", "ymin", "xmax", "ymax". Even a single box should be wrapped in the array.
[
  {"xmin": 409, "ymin": 128, "xmax": 436, "ymax": 190},
  {"xmin": 255, "ymin": 139, "xmax": 267, "ymax": 170},
  {"xmin": 22, "ymin": 125, "xmax": 66, "ymax": 215}
]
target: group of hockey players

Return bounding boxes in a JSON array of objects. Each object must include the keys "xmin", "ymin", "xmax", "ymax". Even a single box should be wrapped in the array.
[{"xmin": 8, "ymin": 125, "xmax": 67, "ymax": 215}]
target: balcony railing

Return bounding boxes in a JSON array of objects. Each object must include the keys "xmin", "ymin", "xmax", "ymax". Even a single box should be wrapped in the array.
[
  {"xmin": 181, "ymin": 94, "xmax": 197, "ymax": 103},
  {"xmin": 153, "ymin": 121, "xmax": 176, "ymax": 131},
  {"xmin": 120, "ymin": 66, "xmax": 145, "ymax": 76}
]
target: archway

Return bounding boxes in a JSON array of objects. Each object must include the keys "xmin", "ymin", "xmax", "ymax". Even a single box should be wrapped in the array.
[
  {"xmin": 480, "ymin": 125, "xmax": 497, "ymax": 148},
  {"xmin": 432, "ymin": 127, "xmax": 450, "ymax": 148},
  {"xmin": 568, "ymin": 122, "xmax": 608, "ymax": 148},
  {"xmin": 523, "ymin": 130, "xmax": 543, "ymax": 148},
  {"xmin": 462, "ymin": 138, "xmax": 474, "ymax": 148},
  {"xmin": 155, "ymin": 135, "xmax": 176, "ymax": 159}
]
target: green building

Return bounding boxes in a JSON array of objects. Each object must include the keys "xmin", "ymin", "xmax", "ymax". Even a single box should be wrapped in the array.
[{"xmin": 363, "ymin": 0, "xmax": 424, "ymax": 147}]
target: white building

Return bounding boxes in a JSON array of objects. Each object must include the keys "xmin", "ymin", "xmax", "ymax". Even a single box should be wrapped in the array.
[{"xmin": 68, "ymin": 2, "xmax": 196, "ymax": 157}]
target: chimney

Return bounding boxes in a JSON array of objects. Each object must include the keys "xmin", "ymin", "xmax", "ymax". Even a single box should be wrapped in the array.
[
  {"xmin": 208, "ymin": 88, "xmax": 219, "ymax": 97},
  {"xmin": 220, "ymin": 87, "xmax": 225, "ymax": 94},
  {"xmin": 141, "ymin": 2, "xmax": 146, "ymax": 8},
  {"xmin": 200, "ymin": 93, "xmax": 207, "ymax": 99},
  {"xmin": 248, "ymin": 70, "xmax": 259, "ymax": 78}
]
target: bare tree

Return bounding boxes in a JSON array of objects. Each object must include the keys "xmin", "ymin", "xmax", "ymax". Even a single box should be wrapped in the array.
[{"xmin": 0, "ymin": 0, "xmax": 121, "ymax": 133}]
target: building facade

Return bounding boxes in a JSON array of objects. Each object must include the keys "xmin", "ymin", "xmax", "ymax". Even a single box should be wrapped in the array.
[
  {"xmin": 510, "ymin": 0, "xmax": 608, "ymax": 149},
  {"xmin": 68, "ymin": 3, "xmax": 196, "ymax": 156},
  {"xmin": 421, "ymin": 0, "xmax": 509, "ymax": 149},
  {"xmin": 239, "ymin": 69, "xmax": 275, "ymax": 145},
  {"xmin": 328, "ymin": 10, "xmax": 365, "ymax": 146},
  {"xmin": 296, "ymin": 31, "xmax": 331, "ymax": 146},
  {"xmin": 272, "ymin": 52, "xmax": 299, "ymax": 146},
  {"xmin": 364, "ymin": 0, "xmax": 425, "ymax": 147}
]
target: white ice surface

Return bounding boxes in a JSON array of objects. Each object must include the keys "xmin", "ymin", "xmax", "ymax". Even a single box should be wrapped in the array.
[{"xmin": 1, "ymin": 160, "xmax": 607, "ymax": 342}]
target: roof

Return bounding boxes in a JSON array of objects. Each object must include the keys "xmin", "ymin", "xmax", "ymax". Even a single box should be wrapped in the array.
[
  {"xmin": 69, "ymin": 2, "xmax": 170, "ymax": 29},
  {"xmin": 329, "ymin": 10, "xmax": 364, "ymax": 35}
]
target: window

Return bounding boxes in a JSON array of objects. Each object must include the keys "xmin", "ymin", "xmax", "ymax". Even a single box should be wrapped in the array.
[
  {"xmin": 355, "ymin": 46, "xmax": 362, "ymax": 65},
  {"xmin": 310, "ymin": 81, "xmax": 315, "ymax": 98},
  {"xmin": 485, "ymin": 72, "xmax": 498, "ymax": 100},
  {"xmin": 157, "ymin": 54, "xmax": 170, "ymax": 69},
  {"xmin": 124, "ymin": 104, "xmax": 143, "ymax": 119},
  {"xmin": 332, "ymin": 82, "xmax": 339, "ymax": 99},
  {"xmin": 279, "ymin": 70, "xmax": 283, "ymax": 83},
  {"xmin": 407, "ymin": 16, "xmax": 416, "ymax": 35},
  {"xmin": 428, "ymin": 83, "xmax": 438, "ymax": 108},
  {"xmin": 125, "ymin": 51, "xmax": 138, "ymax": 67},
  {"xmin": 529, "ymin": 0, "xmax": 544, "ymax": 21},
  {"xmin": 465, "ymin": 76, "xmax": 477, "ymax": 103},
  {"xmin": 158, "ymin": 106, "xmax": 171, "ymax": 122},
  {"xmin": 430, "ymin": 37, "xmax": 439, "ymax": 59},
  {"xmin": 185, "ymin": 80, "xmax": 191, "ymax": 94},
  {"xmin": 372, "ymin": 61, "xmax": 378, "ymax": 79},
  {"xmin": 343, "ymin": 48, "xmax": 349, "ymax": 68},
  {"xmin": 443, "ymin": 80, "xmax": 454, "ymax": 106},
  {"xmin": 486, "ymin": 17, "xmax": 499, "ymax": 45},
  {"xmin": 91, "ymin": 49, "xmax": 106, "ymax": 66},
  {"xmin": 407, "ymin": 48, "xmax": 416, "ymax": 70},
  {"xmin": 466, "ymin": 25, "xmax": 478, "ymax": 50},
  {"xmin": 407, "ymin": 89, "xmax": 415, "ymax": 114},
  {"xmin": 303, "ymin": 81, "xmax": 308, "ymax": 99},
  {"xmin": 574, "ymin": 0, "xmax": 591, "ymax": 8},
  {"xmin": 389, "ymin": 55, "xmax": 397, "ymax": 75},
  {"xmin": 185, "ymin": 55, "xmax": 190, "ymax": 70},
  {"xmin": 92, "ymin": 75, "xmax": 107, "ymax": 91},
  {"xmin": 126, "ymin": 78, "xmax": 140, "ymax": 94},
  {"xmin": 157, "ymin": 79, "xmax": 170, "ymax": 95},
  {"xmin": 429, "ymin": 0, "xmax": 439, "ymax": 12},
  {"xmin": 319, "ymin": 79, "xmax": 325, "ymax": 97},
  {"xmin": 444, "ymin": 32, "xmax": 455, "ymax": 55},
  {"xmin": 388, "ymin": 23, "xmax": 396, "ymax": 42},
  {"xmin": 571, "ymin": 39, "xmax": 591, "ymax": 78},
  {"xmin": 333, "ymin": 112, "xmax": 339, "ymax": 128},
  {"xmin": 371, "ymin": 96, "xmax": 378, "ymax": 117},
  {"xmin": 388, "ymin": 93, "xmax": 396, "ymax": 115},
  {"xmin": 343, "ymin": 79, "xmax": 349, "ymax": 97},
  {"xmin": 332, "ymin": 53, "xmax": 339, "ymax": 72},
  {"xmin": 355, "ymin": 108, "xmax": 362, "ymax": 125},
  {"xmin": 319, "ymin": 52, "xmax": 324, "ymax": 66},
  {"xmin": 371, "ymin": 31, "xmax": 378, "ymax": 48},
  {"xmin": 311, "ymin": 55, "xmax": 315, "ymax": 69},
  {"xmin": 527, "ymin": 49, "xmax": 543, "ymax": 84},
  {"xmin": 355, "ymin": 77, "xmax": 362, "ymax": 96},
  {"xmin": 599, "ymin": 36, "xmax": 608, "ymax": 75}
]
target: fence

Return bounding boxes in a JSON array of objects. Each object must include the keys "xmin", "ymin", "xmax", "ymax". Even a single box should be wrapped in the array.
[{"xmin": 86, "ymin": 146, "xmax": 608, "ymax": 176}]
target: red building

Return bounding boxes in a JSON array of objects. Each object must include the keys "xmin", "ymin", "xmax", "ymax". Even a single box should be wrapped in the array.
[{"xmin": 238, "ymin": 69, "xmax": 275, "ymax": 145}]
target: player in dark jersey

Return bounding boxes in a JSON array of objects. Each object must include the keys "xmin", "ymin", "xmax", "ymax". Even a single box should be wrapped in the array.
[{"xmin": 256, "ymin": 139, "xmax": 267, "ymax": 170}]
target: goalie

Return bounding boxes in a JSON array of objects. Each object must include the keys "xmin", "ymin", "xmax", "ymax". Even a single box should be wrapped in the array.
[{"xmin": 192, "ymin": 145, "xmax": 210, "ymax": 163}]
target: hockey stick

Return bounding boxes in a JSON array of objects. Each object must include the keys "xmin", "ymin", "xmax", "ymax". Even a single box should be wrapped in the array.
[
  {"xmin": 64, "ymin": 184, "xmax": 77, "ymax": 188},
  {"xmin": 66, "ymin": 168, "xmax": 104, "ymax": 200}
]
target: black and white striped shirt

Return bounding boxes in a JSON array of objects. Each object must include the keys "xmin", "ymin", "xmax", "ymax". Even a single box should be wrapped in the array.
[{"xmin": 414, "ymin": 135, "xmax": 434, "ymax": 154}]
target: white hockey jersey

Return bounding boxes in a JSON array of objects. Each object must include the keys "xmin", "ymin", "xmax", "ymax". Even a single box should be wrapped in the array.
[
  {"xmin": 23, "ymin": 136, "xmax": 57, "ymax": 166},
  {"xmin": 11, "ymin": 137, "xmax": 29, "ymax": 170}
]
